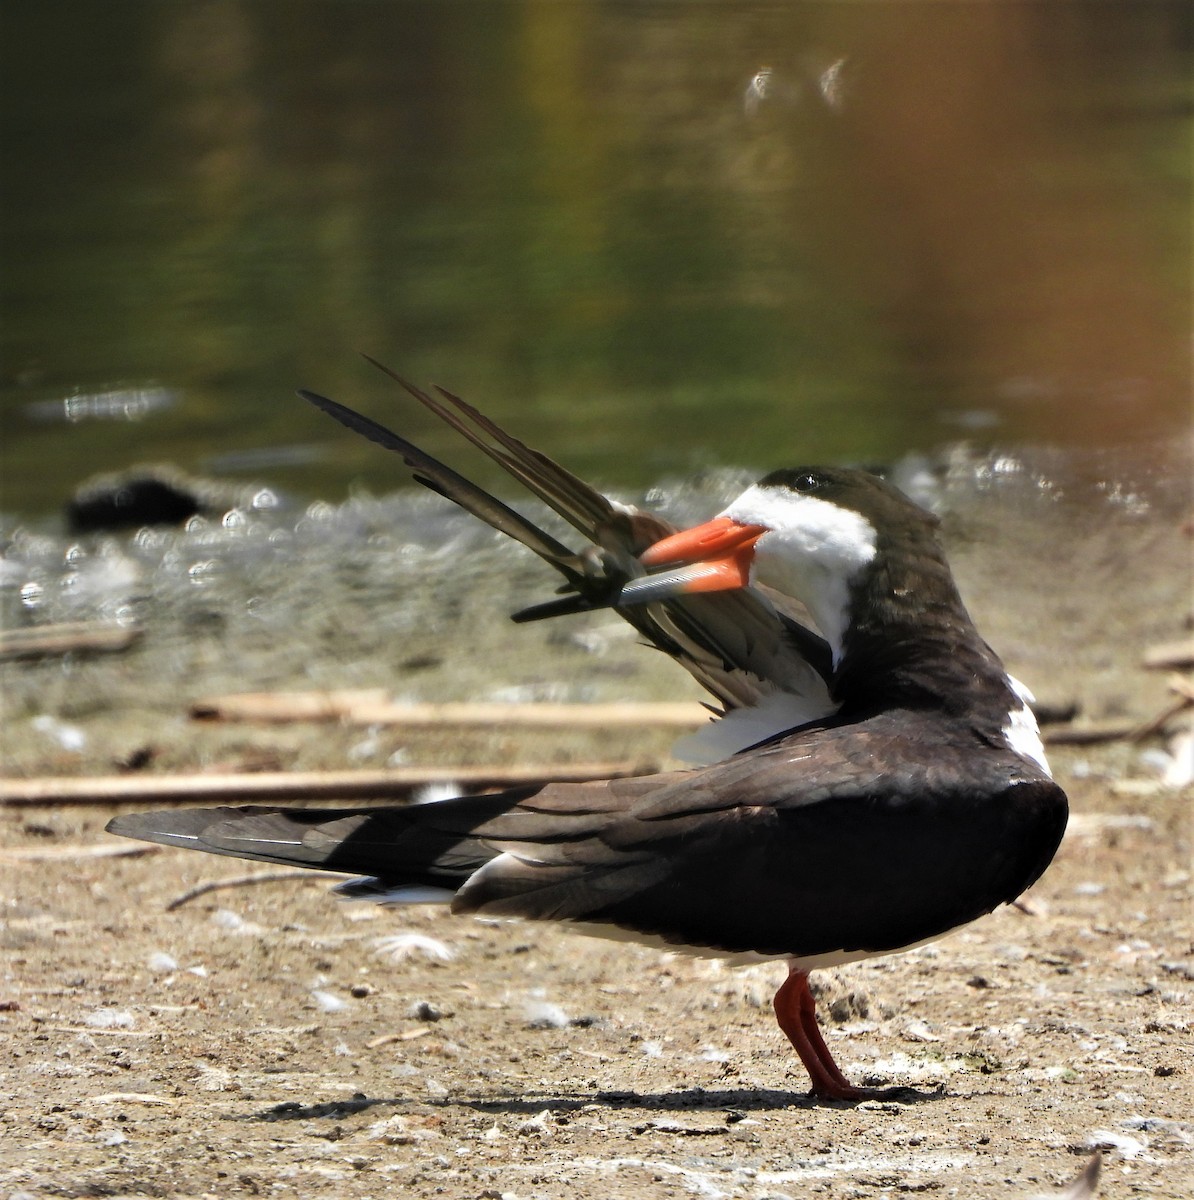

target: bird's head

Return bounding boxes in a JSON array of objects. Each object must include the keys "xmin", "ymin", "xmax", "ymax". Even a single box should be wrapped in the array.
[{"xmin": 621, "ymin": 467, "xmax": 937, "ymax": 661}]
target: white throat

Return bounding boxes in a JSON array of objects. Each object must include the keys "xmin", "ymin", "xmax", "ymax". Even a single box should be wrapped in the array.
[{"xmin": 722, "ymin": 485, "xmax": 878, "ymax": 664}]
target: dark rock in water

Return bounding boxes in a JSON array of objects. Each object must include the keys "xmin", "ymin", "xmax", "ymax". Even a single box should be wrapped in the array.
[
  {"xmin": 69, "ymin": 476, "xmax": 198, "ymax": 532},
  {"xmin": 67, "ymin": 465, "xmax": 248, "ymax": 532}
]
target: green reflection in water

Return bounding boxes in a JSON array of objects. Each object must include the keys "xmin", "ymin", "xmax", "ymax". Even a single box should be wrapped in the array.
[{"xmin": 1, "ymin": 1, "xmax": 1189, "ymax": 520}]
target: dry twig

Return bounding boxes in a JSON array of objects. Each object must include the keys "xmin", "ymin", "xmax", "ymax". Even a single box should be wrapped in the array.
[
  {"xmin": 1, "ymin": 842, "xmax": 156, "ymax": 862},
  {"xmin": 166, "ymin": 870, "xmax": 326, "ymax": 911},
  {"xmin": 0, "ymin": 621, "xmax": 141, "ymax": 661},
  {"xmin": 190, "ymin": 692, "xmax": 709, "ymax": 728},
  {"xmin": 0, "ymin": 761, "xmax": 655, "ymax": 808},
  {"xmin": 1142, "ymin": 639, "xmax": 1194, "ymax": 672}
]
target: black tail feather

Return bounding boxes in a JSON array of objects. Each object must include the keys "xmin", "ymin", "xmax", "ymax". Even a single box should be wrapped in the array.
[
  {"xmin": 298, "ymin": 388, "xmax": 589, "ymax": 588},
  {"xmin": 105, "ymin": 795, "xmax": 525, "ymax": 889}
]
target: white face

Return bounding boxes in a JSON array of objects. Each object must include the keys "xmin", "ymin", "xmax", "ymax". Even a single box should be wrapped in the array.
[{"xmin": 721, "ymin": 484, "xmax": 878, "ymax": 663}]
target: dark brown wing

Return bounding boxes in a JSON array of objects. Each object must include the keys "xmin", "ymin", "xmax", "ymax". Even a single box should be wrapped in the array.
[
  {"xmin": 303, "ymin": 366, "xmax": 833, "ymax": 718},
  {"xmin": 104, "ymin": 774, "xmax": 670, "ymax": 893},
  {"xmin": 107, "ymin": 711, "xmax": 1066, "ymax": 959},
  {"xmin": 449, "ymin": 713, "xmax": 1067, "ymax": 957}
]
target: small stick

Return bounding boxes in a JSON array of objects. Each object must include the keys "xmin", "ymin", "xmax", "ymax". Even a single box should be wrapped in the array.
[
  {"xmin": 0, "ymin": 761, "xmax": 656, "ymax": 808},
  {"xmin": 33, "ymin": 1023, "xmax": 156, "ymax": 1038},
  {"xmin": 1128, "ymin": 690, "xmax": 1194, "ymax": 743},
  {"xmin": 0, "ymin": 621, "xmax": 141, "ymax": 661},
  {"xmin": 349, "ymin": 700, "xmax": 709, "ymax": 728},
  {"xmin": 366, "ymin": 1028, "xmax": 432, "ymax": 1049},
  {"xmin": 1042, "ymin": 722, "xmax": 1139, "ymax": 746},
  {"xmin": 190, "ymin": 689, "xmax": 389, "ymax": 721},
  {"xmin": 1043, "ymin": 680, "xmax": 1193, "ymax": 746},
  {"xmin": 166, "ymin": 869, "xmax": 326, "ymax": 911},
  {"xmin": 1, "ymin": 843, "xmax": 157, "ymax": 862},
  {"xmin": 1142, "ymin": 639, "xmax": 1194, "ymax": 671},
  {"xmin": 190, "ymin": 693, "xmax": 710, "ymax": 728}
]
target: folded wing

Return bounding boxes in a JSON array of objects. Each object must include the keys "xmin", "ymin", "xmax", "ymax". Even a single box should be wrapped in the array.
[{"xmin": 108, "ymin": 715, "xmax": 1064, "ymax": 961}]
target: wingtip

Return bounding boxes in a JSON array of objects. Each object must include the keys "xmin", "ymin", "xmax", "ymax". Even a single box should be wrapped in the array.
[
  {"xmin": 105, "ymin": 812, "xmax": 153, "ymax": 838},
  {"xmin": 360, "ymin": 352, "xmax": 435, "ymax": 405},
  {"xmin": 511, "ymin": 593, "xmax": 613, "ymax": 623},
  {"xmin": 297, "ymin": 387, "xmax": 336, "ymax": 411},
  {"xmin": 105, "ymin": 811, "xmax": 189, "ymax": 849},
  {"xmin": 359, "ymin": 350, "xmax": 406, "ymax": 384},
  {"xmin": 105, "ymin": 807, "xmax": 228, "ymax": 850}
]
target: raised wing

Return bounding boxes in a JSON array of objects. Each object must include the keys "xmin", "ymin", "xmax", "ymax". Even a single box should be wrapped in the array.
[{"xmin": 303, "ymin": 363, "xmax": 835, "ymax": 752}]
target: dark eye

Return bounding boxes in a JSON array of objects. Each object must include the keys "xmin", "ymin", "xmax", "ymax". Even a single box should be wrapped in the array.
[{"xmin": 792, "ymin": 472, "xmax": 821, "ymax": 493}]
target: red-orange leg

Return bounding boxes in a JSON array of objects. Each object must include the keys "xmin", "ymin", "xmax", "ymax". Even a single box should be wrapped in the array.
[{"xmin": 773, "ymin": 966, "xmax": 884, "ymax": 1101}]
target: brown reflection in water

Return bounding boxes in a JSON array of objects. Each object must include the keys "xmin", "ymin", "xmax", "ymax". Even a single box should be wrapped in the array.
[{"xmin": 789, "ymin": 3, "xmax": 1188, "ymax": 442}]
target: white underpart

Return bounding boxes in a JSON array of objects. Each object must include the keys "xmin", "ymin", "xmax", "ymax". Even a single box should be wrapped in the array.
[
  {"xmin": 336, "ymin": 882, "xmax": 455, "ymax": 905},
  {"xmin": 672, "ymin": 686, "xmax": 830, "ymax": 765},
  {"xmin": 332, "ymin": 879, "xmax": 956, "ymax": 968},
  {"xmin": 411, "ymin": 781, "xmax": 462, "ymax": 805},
  {"xmin": 1003, "ymin": 674, "xmax": 1052, "ymax": 776},
  {"xmin": 721, "ymin": 485, "xmax": 878, "ymax": 665},
  {"xmin": 532, "ymin": 918, "xmax": 960, "ymax": 970},
  {"xmin": 333, "ymin": 877, "xmax": 968, "ymax": 970}
]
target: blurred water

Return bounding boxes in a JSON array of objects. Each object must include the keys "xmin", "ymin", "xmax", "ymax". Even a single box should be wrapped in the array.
[
  {"xmin": 2, "ymin": 431, "xmax": 1187, "ymax": 658},
  {"xmin": 1, "ymin": 1, "xmax": 1190, "ymax": 524}
]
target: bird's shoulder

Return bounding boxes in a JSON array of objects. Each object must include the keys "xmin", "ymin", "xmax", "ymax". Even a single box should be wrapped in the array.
[{"xmin": 486, "ymin": 708, "xmax": 1046, "ymax": 842}]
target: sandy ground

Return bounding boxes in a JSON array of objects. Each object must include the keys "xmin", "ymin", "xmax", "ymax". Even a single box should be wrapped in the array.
[
  {"xmin": 2, "ymin": 444, "xmax": 1192, "ymax": 1198},
  {"xmin": 2, "ymin": 762, "xmax": 1191, "ymax": 1200}
]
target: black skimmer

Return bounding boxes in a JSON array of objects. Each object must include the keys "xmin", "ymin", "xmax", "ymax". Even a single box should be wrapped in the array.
[{"xmin": 107, "ymin": 367, "xmax": 1068, "ymax": 1101}]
